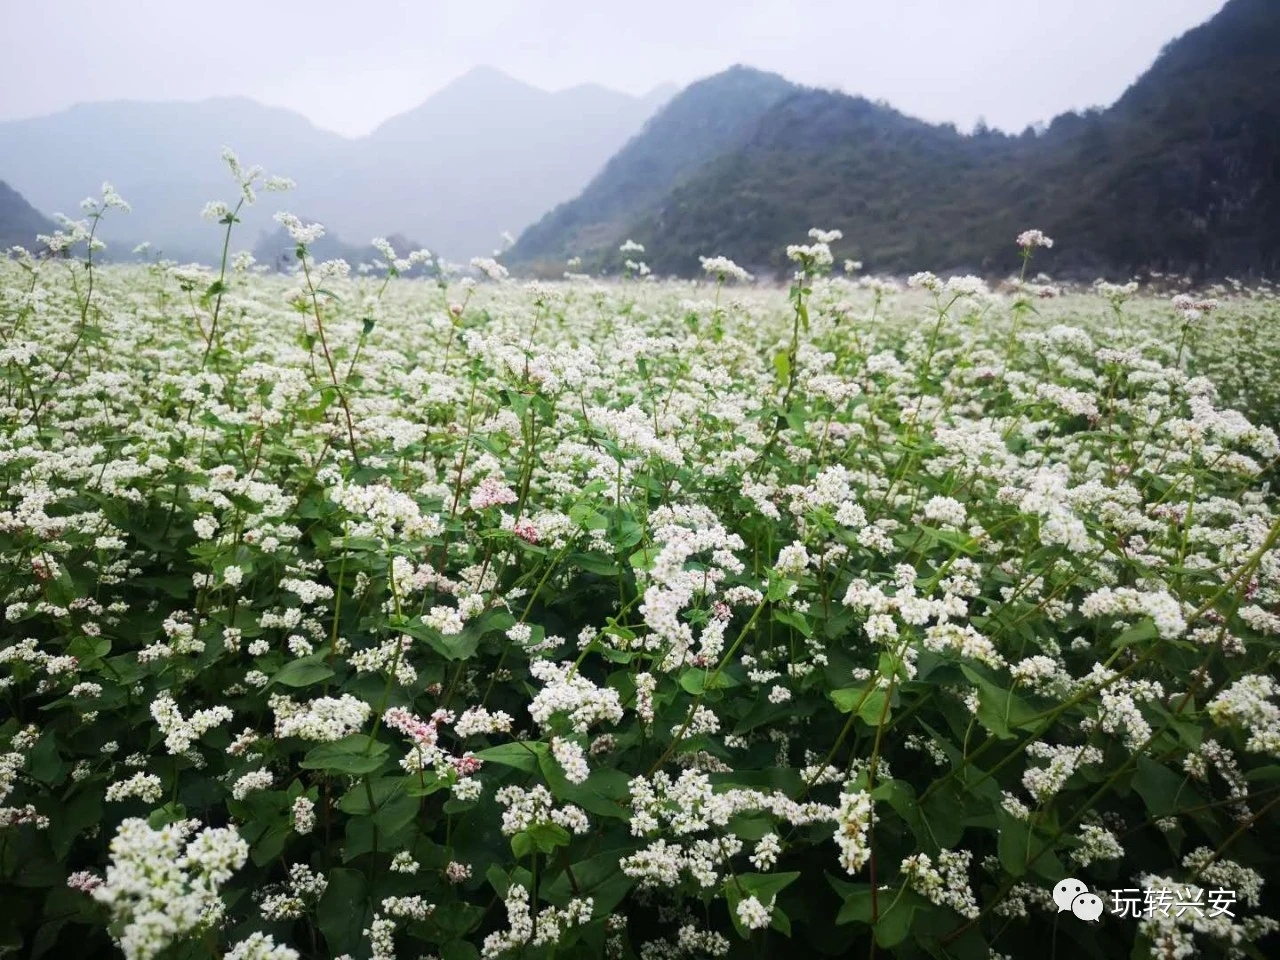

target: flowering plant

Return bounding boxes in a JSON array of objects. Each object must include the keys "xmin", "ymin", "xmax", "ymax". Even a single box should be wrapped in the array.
[{"xmin": 2, "ymin": 175, "xmax": 1279, "ymax": 960}]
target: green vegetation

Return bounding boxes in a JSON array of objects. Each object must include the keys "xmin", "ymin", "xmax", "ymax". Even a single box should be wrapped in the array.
[
  {"xmin": 2, "ymin": 169, "xmax": 1280, "ymax": 959},
  {"xmin": 510, "ymin": 0, "xmax": 1280, "ymax": 281}
]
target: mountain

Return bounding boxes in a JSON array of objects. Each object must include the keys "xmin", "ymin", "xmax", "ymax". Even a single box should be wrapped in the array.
[
  {"xmin": 0, "ymin": 180, "xmax": 55, "ymax": 251},
  {"xmin": 508, "ymin": 66, "xmax": 797, "ymax": 271},
  {"xmin": 0, "ymin": 97, "xmax": 352, "ymax": 263},
  {"xmin": 509, "ymin": 0, "xmax": 1280, "ymax": 280},
  {"xmin": 326, "ymin": 67, "xmax": 677, "ymax": 262},
  {"xmin": 0, "ymin": 69, "xmax": 673, "ymax": 264}
]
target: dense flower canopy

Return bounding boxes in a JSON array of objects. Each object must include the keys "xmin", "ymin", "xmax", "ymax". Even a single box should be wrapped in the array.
[{"xmin": 2, "ymin": 185, "xmax": 1280, "ymax": 959}]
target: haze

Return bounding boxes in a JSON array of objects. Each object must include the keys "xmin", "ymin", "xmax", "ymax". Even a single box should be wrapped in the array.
[{"xmin": 2, "ymin": 0, "xmax": 1226, "ymax": 135}]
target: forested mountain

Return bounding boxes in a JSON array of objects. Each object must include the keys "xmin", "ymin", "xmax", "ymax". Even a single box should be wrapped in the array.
[
  {"xmin": 0, "ymin": 180, "xmax": 55, "ymax": 251},
  {"xmin": 509, "ymin": 0, "xmax": 1280, "ymax": 280},
  {"xmin": 509, "ymin": 66, "xmax": 796, "ymax": 268},
  {"xmin": 0, "ymin": 70, "xmax": 674, "ymax": 264}
]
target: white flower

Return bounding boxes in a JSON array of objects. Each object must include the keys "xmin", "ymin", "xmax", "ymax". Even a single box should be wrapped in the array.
[
  {"xmin": 736, "ymin": 895, "xmax": 773, "ymax": 930},
  {"xmin": 551, "ymin": 737, "xmax": 590, "ymax": 784},
  {"xmin": 1016, "ymin": 229, "xmax": 1054, "ymax": 249},
  {"xmin": 226, "ymin": 933, "xmax": 300, "ymax": 960},
  {"xmin": 273, "ymin": 212, "xmax": 325, "ymax": 245},
  {"xmin": 92, "ymin": 818, "xmax": 248, "ymax": 960},
  {"xmin": 699, "ymin": 256, "xmax": 753, "ymax": 283}
]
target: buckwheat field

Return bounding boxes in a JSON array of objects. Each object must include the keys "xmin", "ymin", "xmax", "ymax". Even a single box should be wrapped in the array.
[{"xmin": 3, "ymin": 167, "xmax": 1280, "ymax": 960}]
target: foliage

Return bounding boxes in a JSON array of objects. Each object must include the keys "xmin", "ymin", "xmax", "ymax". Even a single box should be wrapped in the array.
[
  {"xmin": 510, "ymin": 0, "xmax": 1280, "ymax": 282},
  {"xmin": 510, "ymin": 66, "xmax": 796, "ymax": 273}
]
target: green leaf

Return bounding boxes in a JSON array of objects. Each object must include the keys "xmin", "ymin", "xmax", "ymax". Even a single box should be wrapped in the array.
[
  {"xmin": 1113, "ymin": 617, "xmax": 1160, "ymax": 650},
  {"xmin": 544, "ymin": 848, "xmax": 636, "ymax": 915},
  {"xmin": 395, "ymin": 616, "xmax": 479, "ymax": 661},
  {"xmin": 678, "ymin": 668, "xmax": 738, "ymax": 695},
  {"xmin": 317, "ymin": 868, "xmax": 369, "ymax": 957},
  {"xmin": 830, "ymin": 684, "xmax": 889, "ymax": 725},
  {"xmin": 511, "ymin": 830, "xmax": 534, "ymax": 859},
  {"xmin": 475, "ymin": 741, "xmax": 547, "ymax": 773},
  {"xmin": 774, "ymin": 609, "xmax": 813, "ymax": 637},
  {"xmin": 527, "ymin": 821, "xmax": 571, "ymax": 854},
  {"xmin": 270, "ymin": 655, "xmax": 335, "ymax": 688},
  {"xmin": 960, "ymin": 665, "xmax": 1039, "ymax": 739},
  {"xmin": 766, "ymin": 577, "xmax": 794, "ymax": 602},
  {"xmin": 773, "ymin": 350, "xmax": 791, "ymax": 388},
  {"xmin": 147, "ymin": 802, "xmax": 188, "ymax": 829},
  {"xmin": 440, "ymin": 941, "xmax": 480, "ymax": 960},
  {"xmin": 300, "ymin": 735, "xmax": 389, "ymax": 775},
  {"xmin": 1133, "ymin": 755, "xmax": 1190, "ymax": 819},
  {"xmin": 997, "ymin": 808, "xmax": 1030, "ymax": 878}
]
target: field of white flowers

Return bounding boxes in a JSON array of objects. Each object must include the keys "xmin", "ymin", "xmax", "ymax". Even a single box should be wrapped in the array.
[{"xmin": 3, "ymin": 168, "xmax": 1280, "ymax": 960}]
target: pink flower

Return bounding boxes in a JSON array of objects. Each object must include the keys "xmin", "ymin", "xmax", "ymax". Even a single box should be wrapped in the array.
[
  {"xmin": 383, "ymin": 707, "xmax": 438, "ymax": 747},
  {"xmin": 67, "ymin": 871, "xmax": 103, "ymax": 893},
  {"xmin": 469, "ymin": 477, "xmax": 518, "ymax": 511},
  {"xmin": 513, "ymin": 519, "xmax": 539, "ymax": 544}
]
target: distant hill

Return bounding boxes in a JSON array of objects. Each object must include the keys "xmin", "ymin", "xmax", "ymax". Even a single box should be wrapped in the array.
[
  {"xmin": 508, "ymin": 66, "xmax": 797, "ymax": 272},
  {"xmin": 508, "ymin": 0, "xmax": 1280, "ymax": 281},
  {"xmin": 0, "ymin": 98, "xmax": 351, "ymax": 264},
  {"xmin": 0, "ymin": 180, "xmax": 55, "ymax": 251},
  {"xmin": 0, "ymin": 69, "xmax": 673, "ymax": 264}
]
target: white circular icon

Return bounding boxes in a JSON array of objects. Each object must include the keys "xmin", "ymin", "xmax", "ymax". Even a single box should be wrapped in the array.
[
  {"xmin": 1052, "ymin": 877, "xmax": 1089, "ymax": 913},
  {"xmin": 1071, "ymin": 892, "xmax": 1104, "ymax": 922}
]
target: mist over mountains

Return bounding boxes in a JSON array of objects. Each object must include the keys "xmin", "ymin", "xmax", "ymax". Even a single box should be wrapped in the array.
[
  {"xmin": 1, "ymin": 0, "xmax": 1277, "ymax": 281},
  {"xmin": 0, "ymin": 68, "xmax": 675, "ymax": 264}
]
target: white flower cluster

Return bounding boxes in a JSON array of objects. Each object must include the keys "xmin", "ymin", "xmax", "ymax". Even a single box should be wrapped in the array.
[
  {"xmin": 1069, "ymin": 822, "xmax": 1125, "ymax": 867},
  {"xmin": 900, "ymin": 849, "xmax": 981, "ymax": 919},
  {"xmin": 349, "ymin": 636, "xmax": 417, "ymax": 687},
  {"xmin": 270, "ymin": 693, "xmax": 371, "ymax": 741},
  {"xmin": 290, "ymin": 796, "xmax": 315, "ymax": 834},
  {"xmin": 480, "ymin": 884, "xmax": 593, "ymax": 958},
  {"xmin": 834, "ymin": 789, "xmax": 874, "ymax": 875},
  {"xmin": 104, "ymin": 772, "xmax": 163, "ymax": 803},
  {"xmin": 329, "ymin": 479, "xmax": 443, "ymax": 542},
  {"xmin": 1022, "ymin": 742, "xmax": 1104, "ymax": 803},
  {"xmin": 1207, "ymin": 674, "xmax": 1280, "ymax": 757},
  {"xmin": 620, "ymin": 835, "xmax": 744, "ymax": 889},
  {"xmin": 231, "ymin": 768, "xmax": 274, "ymax": 801},
  {"xmin": 528, "ymin": 660, "xmax": 624, "ymax": 733},
  {"xmin": 699, "ymin": 256, "xmax": 753, "ymax": 284},
  {"xmin": 1136, "ymin": 871, "xmax": 1277, "ymax": 958},
  {"xmin": 257, "ymin": 863, "xmax": 328, "ymax": 921},
  {"xmin": 226, "ymin": 933, "xmax": 300, "ymax": 960},
  {"xmin": 1079, "ymin": 586, "xmax": 1187, "ymax": 639},
  {"xmin": 735, "ymin": 894, "xmax": 774, "ymax": 930},
  {"xmin": 149, "ymin": 693, "xmax": 234, "ymax": 755},
  {"xmin": 551, "ymin": 736, "xmax": 591, "ymax": 784},
  {"xmin": 494, "ymin": 784, "xmax": 591, "ymax": 836},
  {"xmin": 629, "ymin": 768, "xmax": 835, "ymax": 842},
  {"xmin": 1016, "ymin": 229, "xmax": 1054, "ymax": 249},
  {"xmin": 455, "ymin": 705, "xmax": 515, "ymax": 737},
  {"xmin": 91, "ymin": 818, "xmax": 249, "ymax": 960}
]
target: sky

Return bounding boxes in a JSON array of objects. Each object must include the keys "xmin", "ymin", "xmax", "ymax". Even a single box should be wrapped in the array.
[{"xmin": 1, "ymin": 0, "xmax": 1228, "ymax": 136}]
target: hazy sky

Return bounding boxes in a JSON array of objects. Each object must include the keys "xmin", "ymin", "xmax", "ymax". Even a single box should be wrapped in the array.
[{"xmin": 2, "ymin": 0, "xmax": 1227, "ymax": 136}]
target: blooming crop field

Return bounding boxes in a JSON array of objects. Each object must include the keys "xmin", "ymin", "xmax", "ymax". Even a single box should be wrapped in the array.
[{"xmin": 3, "ymin": 169, "xmax": 1280, "ymax": 960}]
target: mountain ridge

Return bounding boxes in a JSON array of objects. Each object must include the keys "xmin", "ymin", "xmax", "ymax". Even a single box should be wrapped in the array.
[
  {"xmin": 0, "ymin": 68, "xmax": 672, "ymax": 263},
  {"xmin": 0, "ymin": 180, "xmax": 55, "ymax": 251},
  {"xmin": 508, "ymin": 0, "xmax": 1280, "ymax": 280}
]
